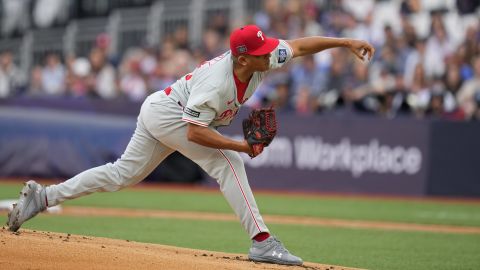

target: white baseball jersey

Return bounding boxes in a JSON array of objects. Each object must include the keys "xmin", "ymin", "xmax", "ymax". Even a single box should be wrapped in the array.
[
  {"xmin": 168, "ymin": 40, "xmax": 294, "ymax": 127},
  {"xmin": 45, "ymin": 39, "xmax": 294, "ymax": 241}
]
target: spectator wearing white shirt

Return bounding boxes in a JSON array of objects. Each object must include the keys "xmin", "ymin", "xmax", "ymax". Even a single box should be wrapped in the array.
[
  {"xmin": 0, "ymin": 50, "xmax": 25, "ymax": 98},
  {"xmin": 424, "ymin": 14, "xmax": 455, "ymax": 79},
  {"xmin": 404, "ymin": 38, "xmax": 427, "ymax": 89},
  {"xmin": 89, "ymin": 48, "xmax": 117, "ymax": 99},
  {"xmin": 119, "ymin": 59, "xmax": 147, "ymax": 102},
  {"xmin": 41, "ymin": 53, "xmax": 66, "ymax": 95}
]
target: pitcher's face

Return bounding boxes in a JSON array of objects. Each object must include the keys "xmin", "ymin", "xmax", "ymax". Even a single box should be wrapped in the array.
[{"xmin": 242, "ymin": 53, "xmax": 271, "ymax": 72}]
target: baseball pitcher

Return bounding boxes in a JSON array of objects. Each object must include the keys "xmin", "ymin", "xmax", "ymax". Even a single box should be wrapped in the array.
[{"xmin": 7, "ymin": 24, "xmax": 374, "ymax": 265}]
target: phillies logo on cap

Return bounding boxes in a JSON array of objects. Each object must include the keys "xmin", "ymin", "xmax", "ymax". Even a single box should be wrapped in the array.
[{"xmin": 257, "ymin": 31, "xmax": 264, "ymax": 41}]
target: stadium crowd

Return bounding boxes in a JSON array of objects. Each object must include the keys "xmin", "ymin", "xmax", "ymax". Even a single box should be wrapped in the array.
[{"xmin": 0, "ymin": 0, "xmax": 480, "ymax": 121}]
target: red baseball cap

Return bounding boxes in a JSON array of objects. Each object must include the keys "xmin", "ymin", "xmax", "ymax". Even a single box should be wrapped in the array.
[{"xmin": 230, "ymin": 25, "xmax": 279, "ymax": 56}]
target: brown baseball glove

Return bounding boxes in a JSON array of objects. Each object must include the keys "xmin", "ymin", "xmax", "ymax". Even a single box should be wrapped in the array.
[{"xmin": 242, "ymin": 107, "xmax": 277, "ymax": 158}]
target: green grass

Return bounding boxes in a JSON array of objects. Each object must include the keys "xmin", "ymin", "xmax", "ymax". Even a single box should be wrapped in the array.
[
  {"xmin": 1, "ymin": 182, "xmax": 480, "ymax": 270},
  {"xmin": 1, "ymin": 182, "xmax": 479, "ymax": 226}
]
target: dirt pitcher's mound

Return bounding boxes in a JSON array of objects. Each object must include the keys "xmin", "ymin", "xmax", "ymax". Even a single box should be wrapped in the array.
[{"xmin": 0, "ymin": 228, "xmax": 363, "ymax": 270}]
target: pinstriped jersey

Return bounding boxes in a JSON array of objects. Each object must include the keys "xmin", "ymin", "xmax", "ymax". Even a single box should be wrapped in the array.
[{"xmin": 168, "ymin": 40, "xmax": 293, "ymax": 127}]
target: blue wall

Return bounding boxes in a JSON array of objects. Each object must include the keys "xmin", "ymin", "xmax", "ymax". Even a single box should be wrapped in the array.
[{"xmin": 1, "ymin": 103, "xmax": 479, "ymax": 197}]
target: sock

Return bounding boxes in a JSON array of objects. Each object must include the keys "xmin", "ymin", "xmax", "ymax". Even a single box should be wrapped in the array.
[{"xmin": 253, "ymin": 232, "xmax": 270, "ymax": 242}]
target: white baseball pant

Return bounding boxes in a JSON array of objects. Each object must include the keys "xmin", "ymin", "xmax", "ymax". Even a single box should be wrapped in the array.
[{"xmin": 45, "ymin": 91, "xmax": 269, "ymax": 238}]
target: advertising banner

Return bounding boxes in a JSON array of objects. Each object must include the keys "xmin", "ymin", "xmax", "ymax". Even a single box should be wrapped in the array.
[
  {"xmin": 220, "ymin": 111, "xmax": 430, "ymax": 195},
  {"xmin": 3, "ymin": 102, "xmax": 479, "ymax": 197}
]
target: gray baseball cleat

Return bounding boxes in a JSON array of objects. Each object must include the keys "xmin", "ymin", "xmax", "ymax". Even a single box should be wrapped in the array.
[
  {"xmin": 7, "ymin": 180, "xmax": 47, "ymax": 232},
  {"xmin": 248, "ymin": 236, "xmax": 303, "ymax": 265}
]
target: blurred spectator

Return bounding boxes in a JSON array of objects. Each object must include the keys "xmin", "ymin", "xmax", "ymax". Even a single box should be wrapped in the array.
[
  {"xmin": 404, "ymin": 38, "xmax": 427, "ymax": 89},
  {"xmin": 171, "ymin": 26, "xmax": 190, "ymax": 51},
  {"xmin": 369, "ymin": 64, "xmax": 397, "ymax": 113},
  {"xmin": 253, "ymin": 0, "xmax": 280, "ymax": 35},
  {"xmin": 33, "ymin": 0, "xmax": 68, "ymax": 28},
  {"xmin": 148, "ymin": 40, "xmax": 181, "ymax": 91},
  {"xmin": 148, "ymin": 62, "xmax": 175, "ymax": 92},
  {"xmin": 207, "ymin": 13, "xmax": 228, "ymax": 37},
  {"xmin": 457, "ymin": 56, "xmax": 480, "ymax": 119},
  {"xmin": 406, "ymin": 63, "xmax": 432, "ymax": 118},
  {"xmin": 290, "ymin": 55, "xmax": 324, "ymax": 100},
  {"xmin": 343, "ymin": 0, "xmax": 375, "ymax": 21},
  {"xmin": 456, "ymin": 24, "xmax": 480, "ymax": 80},
  {"xmin": 119, "ymin": 58, "xmax": 147, "ymax": 102},
  {"xmin": 410, "ymin": 63, "xmax": 430, "ymax": 94},
  {"xmin": 400, "ymin": 0, "xmax": 421, "ymax": 16},
  {"xmin": 463, "ymin": 24, "xmax": 479, "ymax": 60},
  {"xmin": 295, "ymin": 86, "xmax": 314, "ymax": 115},
  {"xmin": 67, "ymin": 57, "xmax": 93, "ymax": 97},
  {"xmin": 370, "ymin": 45, "xmax": 400, "ymax": 81},
  {"xmin": 425, "ymin": 89, "xmax": 447, "ymax": 118},
  {"xmin": 270, "ymin": 81, "xmax": 293, "ymax": 112},
  {"xmin": 139, "ymin": 47, "xmax": 157, "ymax": 77},
  {"xmin": 94, "ymin": 33, "xmax": 120, "ymax": 67},
  {"xmin": 382, "ymin": 25, "xmax": 398, "ymax": 51},
  {"xmin": 0, "ymin": 0, "xmax": 478, "ymax": 122},
  {"xmin": 343, "ymin": 11, "xmax": 370, "ymax": 42},
  {"xmin": 169, "ymin": 49, "xmax": 196, "ymax": 79},
  {"xmin": 303, "ymin": 2, "xmax": 323, "ymax": 37},
  {"xmin": 200, "ymin": 29, "xmax": 225, "ymax": 59},
  {"xmin": 139, "ymin": 46, "xmax": 170, "ymax": 92},
  {"xmin": 456, "ymin": 44, "xmax": 475, "ymax": 81},
  {"xmin": 424, "ymin": 13, "xmax": 455, "ymax": 79},
  {"xmin": 343, "ymin": 60, "xmax": 371, "ymax": 110},
  {"xmin": 384, "ymin": 74, "xmax": 409, "ymax": 117},
  {"xmin": 282, "ymin": 0, "xmax": 303, "ymax": 39},
  {"xmin": 323, "ymin": 0, "xmax": 350, "ymax": 37},
  {"xmin": 41, "ymin": 53, "xmax": 66, "ymax": 95},
  {"xmin": 0, "ymin": 50, "xmax": 26, "ymax": 98},
  {"xmin": 1, "ymin": 0, "xmax": 29, "ymax": 37},
  {"xmin": 315, "ymin": 49, "xmax": 349, "ymax": 111},
  {"xmin": 158, "ymin": 40, "xmax": 176, "ymax": 62},
  {"xmin": 246, "ymin": 70, "xmax": 290, "ymax": 109},
  {"xmin": 27, "ymin": 65, "xmax": 44, "ymax": 96},
  {"xmin": 401, "ymin": 18, "xmax": 418, "ymax": 48},
  {"xmin": 444, "ymin": 63, "xmax": 463, "ymax": 94},
  {"xmin": 394, "ymin": 32, "xmax": 413, "ymax": 74},
  {"xmin": 89, "ymin": 48, "xmax": 117, "ymax": 99},
  {"xmin": 376, "ymin": 91, "xmax": 405, "ymax": 118},
  {"xmin": 424, "ymin": 77, "xmax": 460, "ymax": 119}
]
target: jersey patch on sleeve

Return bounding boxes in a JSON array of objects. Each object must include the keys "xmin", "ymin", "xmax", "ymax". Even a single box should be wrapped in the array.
[
  {"xmin": 278, "ymin": 48, "xmax": 287, "ymax": 63},
  {"xmin": 184, "ymin": 107, "xmax": 201, "ymax": 118}
]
